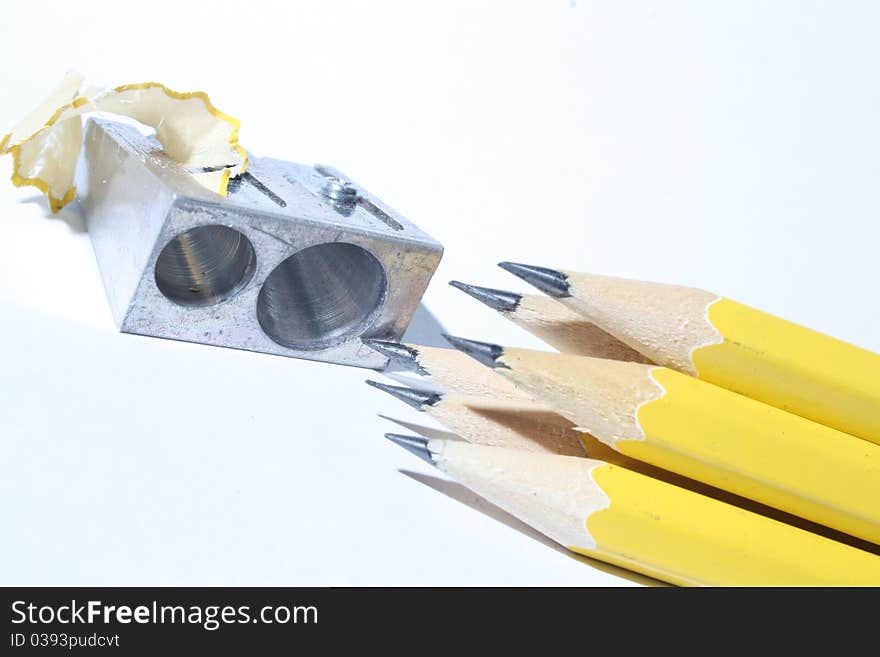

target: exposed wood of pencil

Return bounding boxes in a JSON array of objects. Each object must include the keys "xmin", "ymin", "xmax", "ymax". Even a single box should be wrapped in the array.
[
  {"xmin": 489, "ymin": 346, "xmax": 880, "ymax": 545},
  {"xmin": 511, "ymin": 293, "xmax": 650, "ymax": 361},
  {"xmin": 369, "ymin": 341, "xmax": 627, "ymax": 454},
  {"xmin": 555, "ymin": 271, "xmax": 720, "ymax": 374},
  {"xmin": 431, "ymin": 395, "xmax": 588, "ymax": 456},
  {"xmin": 409, "ymin": 344, "xmax": 534, "ymax": 401},
  {"xmin": 408, "ymin": 439, "xmax": 880, "ymax": 586},
  {"xmin": 449, "ymin": 281, "xmax": 649, "ymax": 361}
]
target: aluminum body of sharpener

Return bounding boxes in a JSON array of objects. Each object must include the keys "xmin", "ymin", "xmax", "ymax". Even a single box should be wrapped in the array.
[{"xmin": 75, "ymin": 119, "xmax": 443, "ymax": 368}]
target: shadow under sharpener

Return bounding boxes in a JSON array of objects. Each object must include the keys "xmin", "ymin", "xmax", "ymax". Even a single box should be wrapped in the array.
[{"xmin": 76, "ymin": 119, "xmax": 443, "ymax": 368}]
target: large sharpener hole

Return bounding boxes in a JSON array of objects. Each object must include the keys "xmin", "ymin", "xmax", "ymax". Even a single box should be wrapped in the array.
[
  {"xmin": 155, "ymin": 225, "xmax": 256, "ymax": 307},
  {"xmin": 257, "ymin": 242, "xmax": 387, "ymax": 349}
]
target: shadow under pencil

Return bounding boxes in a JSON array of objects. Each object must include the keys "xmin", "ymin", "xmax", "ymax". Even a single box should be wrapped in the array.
[{"xmin": 378, "ymin": 415, "xmax": 463, "ymax": 443}]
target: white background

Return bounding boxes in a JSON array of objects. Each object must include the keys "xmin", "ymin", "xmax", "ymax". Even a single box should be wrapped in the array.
[{"xmin": 1, "ymin": 1, "xmax": 878, "ymax": 585}]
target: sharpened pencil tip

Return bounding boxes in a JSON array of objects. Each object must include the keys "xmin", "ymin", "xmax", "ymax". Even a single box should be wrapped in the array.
[
  {"xmin": 449, "ymin": 280, "xmax": 522, "ymax": 313},
  {"xmin": 497, "ymin": 262, "xmax": 570, "ymax": 298},
  {"xmin": 362, "ymin": 339, "xmax": 429, "ymax": 375},
  {"xmin": 441, "ymin": 334, "xmax": 508, "ymax": 369},
  {"xmin": 385, "ymin": 433, "xmax": 435, "ymax": 464},
  {"xmin": 366, "ymin": 380, "xmax": 441, "ymax": 411}
]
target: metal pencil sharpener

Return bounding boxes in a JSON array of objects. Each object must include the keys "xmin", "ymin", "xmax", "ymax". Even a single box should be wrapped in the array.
[{"xmin": 76, "ymin": 119, "xmax": 443, "ymax": 368}]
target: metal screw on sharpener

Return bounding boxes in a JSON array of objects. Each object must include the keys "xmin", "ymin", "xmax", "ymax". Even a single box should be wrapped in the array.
[
  {"xmin": 321, "ymin": 176, "xmax": 358, "ymax": 216},
  {"xmin": 321, "ymin": 176, "xmax": 358, "ymax": 202},
  {"xmin": 76, "ymin": 118, "xmax": 443, "ymax": 369}
]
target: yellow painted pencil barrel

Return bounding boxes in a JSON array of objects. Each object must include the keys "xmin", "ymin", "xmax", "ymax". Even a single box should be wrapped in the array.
[
  {"xmin": 584, "ymin": 462, "xmax": 880, "ymax": 586},
  {"xmin": 693, "ymin": 298, "xmax": 880, "ymax": 444}
]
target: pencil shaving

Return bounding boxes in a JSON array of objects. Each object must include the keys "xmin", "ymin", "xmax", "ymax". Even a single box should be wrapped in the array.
[{"xmin": 1, "ymin": 71, "xmax": 247, "ymax": 212}]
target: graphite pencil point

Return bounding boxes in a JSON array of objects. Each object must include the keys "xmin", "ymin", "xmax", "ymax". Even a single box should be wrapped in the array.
[
  {"xmin": 498, "ymin": 262, "xmax": 571, "ymax": 298},
  {"xmin": 385, "ymin": 433, "xmax": 435, "ymax": 464},
  {"xmin": 449, "ymin": 280, "xmax": 522, "ymax": 313},
  {"xmin": 362, "ymin": 339, "xmax": 428, "ymax": 375},
  {"xmin": 366, "ymin": 380, "xmax": 441, "ymax": 411},
  {"xmin": 442, "ymin": 334, "xmax": 508, "ymax": 369}
]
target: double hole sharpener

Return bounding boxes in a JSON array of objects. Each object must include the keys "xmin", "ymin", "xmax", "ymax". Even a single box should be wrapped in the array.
[{"xmin": 77, "ymin": 119, "xmax": 443, "ymax": 368}]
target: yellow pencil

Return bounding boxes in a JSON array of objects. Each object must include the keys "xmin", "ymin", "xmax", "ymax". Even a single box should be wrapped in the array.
[
  {"xmin": 444, "ymin": 337, "xmax": 880, "ymax": 545},
  {"xmin": 448, "ymin": 281, "xmax": 649, "ymax": 362},
  {"xmin": 498, "ymin": 263, "xmax": 880, "ymax": 444},
  {"xmin": 387, "ymin": 436, "xmax": 880, "ymax": 586}
]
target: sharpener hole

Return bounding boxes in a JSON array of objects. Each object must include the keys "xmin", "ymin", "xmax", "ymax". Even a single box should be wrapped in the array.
[
  {"xmin": 155, "ymin": 225, "xmax": 256, "ymax": 306},
  {"xmin": 257, "ymin": 242, "xmax": 387, "ymax": 349}
]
